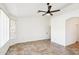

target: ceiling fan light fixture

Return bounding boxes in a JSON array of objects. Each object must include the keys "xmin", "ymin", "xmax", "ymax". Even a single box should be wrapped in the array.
[
  {"xmin": 38, "ymin": 3, "xmax": 60, "ymax": 16},
  {"xmin": 46, "ymin": 13, "xmax": 50, "ymax": 15},
  {"xmin": 47, "ymin": 3, "xmax": 50, "ymax": 5}
]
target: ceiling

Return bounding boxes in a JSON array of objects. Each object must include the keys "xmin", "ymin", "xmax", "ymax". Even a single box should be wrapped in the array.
[{"xmin": 2, "ymin": 3, "xmax": 70, "ymax": 18}]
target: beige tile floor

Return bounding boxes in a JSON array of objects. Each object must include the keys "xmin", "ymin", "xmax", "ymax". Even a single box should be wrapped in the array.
[{"xmin": 6, "ymin": 39, "xmax": 79, "ymax": 55}]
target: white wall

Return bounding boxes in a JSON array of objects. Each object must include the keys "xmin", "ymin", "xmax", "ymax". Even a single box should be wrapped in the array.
[
  {"xmin": 51, "ymin": 16, "xmax": 65, "ymax": 46},
  {"xmin": 66, "ymin": 17, "xmax": 79, "ymax": 45},
  {"xmin": 14, "ymin": 16, "xmax": 50, "ymax": 43},
  {"xmin": 51, "ymin": 7, "xmax": 79, "ymax": 46}
]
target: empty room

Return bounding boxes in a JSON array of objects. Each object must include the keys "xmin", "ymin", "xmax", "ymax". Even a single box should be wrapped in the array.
[{"xmin": 0, "ymin": 3, "xmax": 79, "ymax": 55}]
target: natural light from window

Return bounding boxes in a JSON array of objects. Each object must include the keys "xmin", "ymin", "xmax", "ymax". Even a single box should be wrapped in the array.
[{"xmin": 0, "ymin": 9, "xmax": 9, "ymax": 48}]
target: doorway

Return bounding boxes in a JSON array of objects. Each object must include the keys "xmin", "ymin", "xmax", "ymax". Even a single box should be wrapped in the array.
[{"xmin": 66, "ymin": 17, "xmax": 79, "ymax": 45}]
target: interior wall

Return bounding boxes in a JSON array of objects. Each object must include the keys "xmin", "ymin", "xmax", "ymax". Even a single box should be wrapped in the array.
[
  {"xmin": 66, "ymin": 17, "xmax": 79, "ymax": 45},
  {"xmin": 51, "ymin": 16, "xmax": 65, "ymax": 46},
  {"xmin": 14, "ymin": 16, "xmax": 50, "ymax": 43},
  {"xmin": 51, "ymin": 8, "xmax": 79, "ymax": 46}
]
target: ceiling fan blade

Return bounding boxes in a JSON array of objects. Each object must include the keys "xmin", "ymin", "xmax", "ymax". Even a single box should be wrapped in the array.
[
  {"xmin": 49, "ymin": 13, "xmax": 53, "ymax": 16},
  {"xmin": 38, "ymin": 10, "xmax": 46, "ymax": 13},
  {"xmin": 51, "ymin": 10, "xmax": 60, "ymax": 13}
]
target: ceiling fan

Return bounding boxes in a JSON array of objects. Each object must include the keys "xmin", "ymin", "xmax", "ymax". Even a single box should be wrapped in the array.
[{"xmin": 38, "ymin": 3, "xmax": 60, "ymax": 16}]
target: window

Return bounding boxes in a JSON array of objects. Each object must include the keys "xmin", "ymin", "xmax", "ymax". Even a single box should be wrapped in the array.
[{"xmin": 0, "ymin": 9, "xmax": 9, "ymax": 48}]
